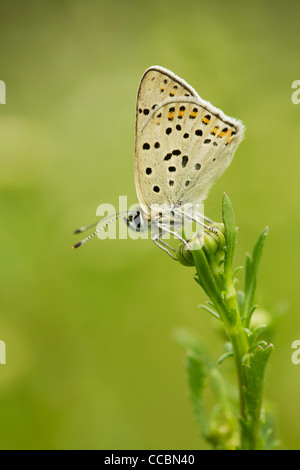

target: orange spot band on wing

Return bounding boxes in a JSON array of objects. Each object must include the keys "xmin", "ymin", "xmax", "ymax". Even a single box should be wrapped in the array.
[
  {"xmin": 226, "ymin": 131, "xmax": 235, "ymax": 144},
  {"xmin": 218, "ymin": 128, "xmax": 229, "ymax": 138},
  {"xmin": 189, "ymin": 109, "xmax": 198, "ymax": 118}
]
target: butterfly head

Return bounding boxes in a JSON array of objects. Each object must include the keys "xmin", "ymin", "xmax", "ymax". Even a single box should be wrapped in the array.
[{"xmin": 125, "ymin": 208, "xmax": 149, "ymax": 233}]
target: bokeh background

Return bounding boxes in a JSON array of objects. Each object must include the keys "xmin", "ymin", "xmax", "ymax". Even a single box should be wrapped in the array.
[{"xmin": 0, "ymin": 0, "xmax": 299, "ymax": 450}]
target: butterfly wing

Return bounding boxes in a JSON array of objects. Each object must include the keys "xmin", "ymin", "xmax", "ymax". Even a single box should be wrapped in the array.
[
  {"xmin": 135, "ymin": 92, "xmax": 245, "ymax": 211},
  {"xmin": 135, "ymin": 66, "xmax": 199, "ymax": 210},
  {"xmin": 135, "ymin": 66, "xmax": 245, "ymax": 212}
]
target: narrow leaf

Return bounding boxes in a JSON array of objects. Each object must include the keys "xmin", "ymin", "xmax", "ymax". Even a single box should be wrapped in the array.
[
  {"xmin": 243, "ymin": 227, "xmax": 269, "ymax": 327},
  {"xmin": 222, "ymin": 193, "xmax": 237, "ymax": 279},
  {"xmin": 217, "ymin": 351, "xmax": 234, "ymax": 365},
  {"xmin": 244, "ymin": 344, "xmax": 274, "ymax": 444},
  {"xmin": 186, "ymin": 350, "xmax": 209, "ymax": 435},
  {"xmin": 199, "ymin": 304, "xmax": 221, "ymax": 320}
]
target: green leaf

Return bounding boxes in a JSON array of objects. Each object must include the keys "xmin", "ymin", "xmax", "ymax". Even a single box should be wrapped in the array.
[
  {"xmin": 258, "ymin": 408, "xmax": 280, "ymax": 450},
  {"xmin": 199, "ymin": 304, "xmax": 221, "ymax": 320},
  {"xmin": 217, "ymin": 351, "xmax": 234, "ymax": 365},
  {"xmin": 243, "ymin": 343, "xmax": 274, "ymax": 449},
  {"xmin": 186, "ymin": 350, "xmax": 209, "ymax": 436},
  {"xmin": 248, "ymin": 324, "xmax": 268, "ymax": 347},
  {"xmin": 222, "ymin": 193, "xmax": 237, "ymax": 279},
  {"xmin": 252, "ymin": 226, "xmax": 269, "ymax": 275},
  {"xmin": 172, "ymin": 328, "xmax": 213, "ymax": 369},
  {"xmin": 243, "ymin": 227, "xmax": 269, "ymax": 327},
  {"xmin": 237, "ymin": 290, "xmax": 245, "ymax": 313}
]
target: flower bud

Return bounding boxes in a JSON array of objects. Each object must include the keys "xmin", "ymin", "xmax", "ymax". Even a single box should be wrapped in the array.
[{"xmin": 176, "ymin": 223, "xmax": 226, "ymax": 268}]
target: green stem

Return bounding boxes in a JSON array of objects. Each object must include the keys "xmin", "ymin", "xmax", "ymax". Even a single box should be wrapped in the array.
[{"xmin": 227, "ymin": 325, "xmax": 250, "ymax": 448}]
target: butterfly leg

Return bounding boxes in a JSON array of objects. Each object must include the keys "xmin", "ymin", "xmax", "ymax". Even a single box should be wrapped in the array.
[
  {"xmin": 175, "ymin": 209, "xmax": 218, "ymax": 235},
  {"xmin": 152, "ymin": 236, "xmax": 178, "ymax": 260},
  {"xmin": 156, "ymin": 223, "xmax": 191, "ymax": 251}
]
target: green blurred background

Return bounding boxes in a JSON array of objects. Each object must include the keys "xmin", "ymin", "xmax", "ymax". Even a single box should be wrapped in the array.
[{"xmin": 0, "ymin": 0, "xmax": 299, "ymax": 450}]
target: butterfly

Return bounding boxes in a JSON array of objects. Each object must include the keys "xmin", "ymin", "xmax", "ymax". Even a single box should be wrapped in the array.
[{"xmin": 73, "ymin": 66, "xmax": 245, "ymax": 258}]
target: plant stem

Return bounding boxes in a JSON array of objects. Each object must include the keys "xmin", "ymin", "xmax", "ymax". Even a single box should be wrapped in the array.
[{"xmin": 227, "ymin": 325, "xmax": 250, "ymax": 448}]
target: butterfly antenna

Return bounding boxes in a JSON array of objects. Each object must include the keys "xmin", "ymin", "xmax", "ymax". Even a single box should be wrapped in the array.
[
  {"xmin": 72, "ymin": 211, "xmax": 135, "ymax": 249},
  {"xmin": 73, "ymin": 221, "xmax": 99, "ymax": 234}
]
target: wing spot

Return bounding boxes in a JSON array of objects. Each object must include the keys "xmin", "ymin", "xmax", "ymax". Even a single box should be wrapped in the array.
[
  {"xmin": 152, "ymin": 104, "xmax": 158, "ymax": 110},
  {"xmin": 204, "ymin": 139, "xmax": 211, "ymax": 144},
  {"xmin": 169, "ymin": 180, "xmax": 174, "ymax": 186},
  {"xmin": 202, "ymin": 115, "xmax": 211, "ymax": 125},
  {"xmin": 178, "ymin": 106, "xmax": 186, "ymax": 119},
  {"xmin": 166, "ymin": 127, "xmax": 172, "ymax": 135},
  {"xmin": 185, "ymin": 180, "xmax": 190, "ymax": 187},
  {"xmin": 195, "ymin": 129, "xmax": 203, "ymax": 136},
  {"xmin": 138, "ymin": 108, "xmax": 142, "ymax": 114},
  {"xmin": 183, "ymin": 133, "xmax": 189, "ymax": 139},
  {"xmin": 213, "ymin": 142, "xmax": 218, "ymax": 147},
  {"xmin": 168, "ymin": 107, "xmax": 175, "ymax": 120},
  {"xmin": 146, "ymin": 167, "xmax": 152, "ymax": 175},
  {"xmin": 226, "ymin": 130, "xmax": 236, "ymax": 145},
  {"xmin": 169, "ymin": 92, "xmax": 175, "ymax": 97},
  {"xmin": 218, "ymin": 127, "xmax": 229, "ymax": 138},
  {"xmin": 153, "ymin": 185, "xmax": 160, "ymax": 193},
  {"xmin": 176, "ymin": 124, "xmax": 181, "ymax": 131},
  {"xmin": 189, "ymin": 108, "xmax": 198, "ymax": 119},
  {"xmin": 172, "ymin": 149, "xmax": 181, "ymax": 156},
  {"xmin": 160, "ymin": 88, "xmax": 165, "ymax": 93},
  {"xmin": 168, "ymin": 166, "xmax": 176, "ymax": 172},
  {"xmin": 143, "ymin": 143, "xmax": 150, "ymax": 150},
  {"xmin": 182, "ymin": 156, "xmax": 189, "ymax": 168},
  {"xmin": 195, "ymin": 163, "xmax": 201, "ymax": 170},
  {"xmin": 211, "ymin": 126, "xmax": 219, "ymax": 135},
  {"xmin": 164, "ymin": 153, "xmax": 172, "ymax": 161},
  {"xmin": 143, "ymin": 108, "xmax": 150, "ymax": 115},
  {"xmin": 154, "ymin": 142, "xmax": 160, "ymax": 149},
  {"xmin": 163, "ymin": 79, "xmax": 168, "ymax": 84}
]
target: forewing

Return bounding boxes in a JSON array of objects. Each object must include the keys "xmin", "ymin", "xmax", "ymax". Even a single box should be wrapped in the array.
[
  {"xmin": 135, "ymin": 66, "xmax": 199, "ymax": 207},
  {"xmin": 135, "ymin": 96, "xmax": 245, "ymax": 210}
]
